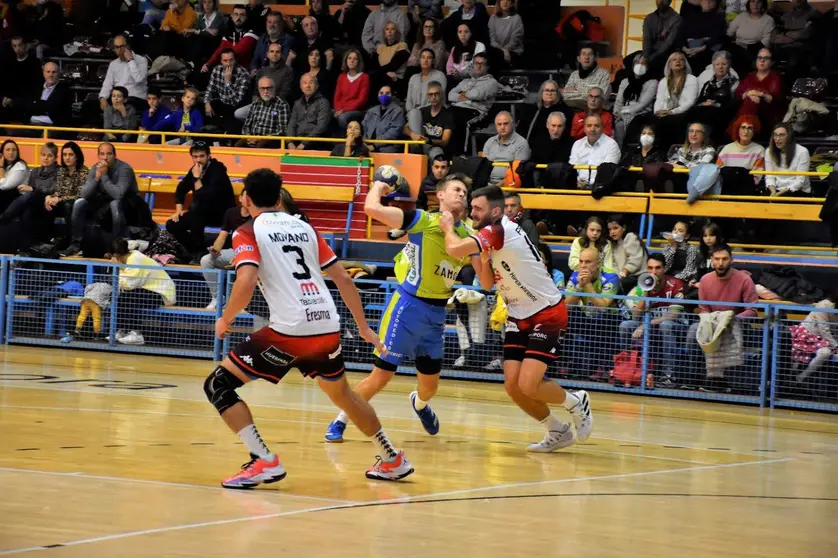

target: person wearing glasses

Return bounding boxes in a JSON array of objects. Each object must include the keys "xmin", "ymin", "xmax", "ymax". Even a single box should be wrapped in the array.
[
  {"xmin": 569, "ymin": 87, "xmax": 614, "ymax": 140},
  {"xmin": 405, "ymin": 81, "xmax": 454, "ymax": 161},
  {"xmin": 517, "ymin": 79, "xmax": 574, "ymax": 145},
  {"xmin": 98, "ymin": 36, "xmax": 149, "ymax": 113},
  {"xmin": 734, "ymin": 47, "xmax": 783, "ymax": 141},
  {"xmin": 235, "ymin": 77, "xmax": 290, "ymax": 148}
]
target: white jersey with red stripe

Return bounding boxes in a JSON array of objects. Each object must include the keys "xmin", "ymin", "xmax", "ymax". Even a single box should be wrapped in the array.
[
  {"xmin": 472, "ymin": 216, "xmax": 562, "ymax": 320},
  {"xmin": 232, "ymin": 211, "xmax": 340, "ymax": 336}
]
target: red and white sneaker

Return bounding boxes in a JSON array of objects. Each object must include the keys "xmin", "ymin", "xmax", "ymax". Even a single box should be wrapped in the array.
[
  {"xmin": 221, "ymin": 454, "xmax": 287, "ymax": 489},
  {"xmin": 365, "ymin": 451, "xmax": 414, "ymax": 481}
]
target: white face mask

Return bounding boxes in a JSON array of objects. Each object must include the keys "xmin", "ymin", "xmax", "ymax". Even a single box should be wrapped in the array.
[
  {"xmin": 640, "ymin": 134, "xmax": 655, "ymax": 147},
  {"xmin": 633, "ymin": 64, "xmax": 647, "ymax": 77}
]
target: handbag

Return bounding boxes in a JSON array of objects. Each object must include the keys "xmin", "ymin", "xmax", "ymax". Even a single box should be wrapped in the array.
[
  {"xmin": 610, "ymin": 350, "xmax": 654, "ymax": 388},
  {"xmin": 791, "ymin": 78, "xmax": 828, "ymax": 102}
]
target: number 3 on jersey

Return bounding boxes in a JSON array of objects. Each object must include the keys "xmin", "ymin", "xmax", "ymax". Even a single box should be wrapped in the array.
[{"xmin": 283, "ymin": 245, "xmax": 312, "ymax": 280}]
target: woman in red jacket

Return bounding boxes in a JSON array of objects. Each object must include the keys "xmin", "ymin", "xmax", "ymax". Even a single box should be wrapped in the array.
[
  {"xmin": 333, "ymin": 48, "xmax": 370, "ymax": 130},
  {"xmin": 735, "ymin": 47, "xmax": 783, "ymax": 142}
]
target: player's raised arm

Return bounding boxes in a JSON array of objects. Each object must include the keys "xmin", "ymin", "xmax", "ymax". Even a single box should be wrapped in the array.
[
  {"xmin": 324, "ymin": 261, "xmax": 386, "ymax": 355},
  {"xmin": 365, "ymin": 181, "xmax": 406, "ymax": 230}
]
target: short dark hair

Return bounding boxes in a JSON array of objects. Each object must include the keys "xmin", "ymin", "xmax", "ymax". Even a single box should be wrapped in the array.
[
  {"xmin": 60, "ymin": 141, "xmax": 84, "ymax": 170},
  {"xmin": 504, "ymin": 191, "xmax": 521, "ymax": 201},
  {"xmin": 473, "ymin": 52, "xmax": 489, "ymax": 66},
  {"xmin": 232, "ymin": 4, "xmax": 247, "ymax": 11},
  {"xmin": 111, "ymin": 86, "xmax": 129, "ymax": 99},
  {"xmin": 432, "ymin": 154, "xmax": 448, "ymax": 164},
  {"xmin": 111, "ymin": 238, "xmax": 130, "ymax": 256},
  {"xmin": 472, "ymin": 185, "xmax": 504, "ymax": 209},
  {"xmin": 190, "ymin": 141, "xmax": 211, "ymax": 156},
  {"xmin": 244, "ymin": 168, "xmax": 282, "ymax": 208},
  {"xmin": 220, "ymin": 47, "xmax": 236, "ymax": 59},
  {"xmin": 420, "ymin": 48, "xmax": 436, "ymax": 60},
  {"xmin": 147, "ymin": 86, "xmax": 162, "ymax": 98},
  {"xmin": 647, "ymin": 253, "xmax": 666, "ymax": 266},
  {"xmin": 710, "ymin": 244, "xmax": 733, "ymax": 258}
]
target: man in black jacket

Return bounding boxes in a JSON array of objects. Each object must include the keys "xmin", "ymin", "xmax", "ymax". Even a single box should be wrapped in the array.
[
  {"xmin": 166, "ymin": 142, "xmax": 237, "ymax": 260},
  {"xmin": 504, "ymin": 191, "xmax": 539, "ymax": 244},
  {"xmin": 1, "ymin": 61, "xmax": 71, "ymax": 128}
]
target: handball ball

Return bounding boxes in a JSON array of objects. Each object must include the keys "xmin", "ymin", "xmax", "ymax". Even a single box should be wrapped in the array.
[{"xmin": 374, "ymin": 165, "xmax": 402, "ymax": 186}]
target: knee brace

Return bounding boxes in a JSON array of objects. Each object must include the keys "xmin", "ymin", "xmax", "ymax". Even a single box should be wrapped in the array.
[{"xmin": 203, "ymin": 366, "xmax": 244, "ymax": 415}]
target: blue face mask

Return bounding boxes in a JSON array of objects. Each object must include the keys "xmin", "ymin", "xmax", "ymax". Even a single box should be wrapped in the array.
[{"xmin": 378, "ymin": 94, "xmax": 391, "ymax": 106}]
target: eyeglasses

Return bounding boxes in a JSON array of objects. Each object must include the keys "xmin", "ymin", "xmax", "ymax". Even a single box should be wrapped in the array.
[
  {"xmin": 756, "ymin": 56, "xmax": 772, "ymax": 61},
  {"xmin": 740, "ymin": 125, "xmax": 754, "ymax": 131},
  {"xmin": 543, "ymin": 88, "xmax": 558, "ymax": 93},
  {"xmin": 258, "ymin": 86, "xmax": 275, "ymax": 91},
  {"xmin": 114, "ymin": 44, "xmax": 127, "ymax": 49}
]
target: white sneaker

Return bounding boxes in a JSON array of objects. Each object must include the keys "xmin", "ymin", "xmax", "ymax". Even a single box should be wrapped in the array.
[
  {"xmin": 206, "ymin": 297, "xmax": 217, "ymax": 310},
  {"xmin": 568, "ymin": 390, "xmax": 593, "ymax": 442},
  {"xmin": 485, "ymin": 358, "xmax": 503, "ymax": 370},
  {"xmin": 453, "ymin": 355, "xmax": 466, "ymax": 368},
  {"xmin": 118, "ymin": 331, "xmax": 145, "ymax": 345},
  {"xmin": 365, "ymin": 451, "xmax": 414, "ymax": 481},
  {"xmin": 527, "ymin": 424, "xmax": 575, "ymax": 452},
  {"xmin": 106, "ymin": 329, "xmax": 128, "ymax": 343}
]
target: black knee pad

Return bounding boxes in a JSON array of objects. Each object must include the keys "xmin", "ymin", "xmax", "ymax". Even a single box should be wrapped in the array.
[
  {"xmin": 415, "ymin": 356, "xmax": 442, "ymax": 375},
  {"xmin": 203, "ymin": 366, "xmax": 244, "ymax": 415}
]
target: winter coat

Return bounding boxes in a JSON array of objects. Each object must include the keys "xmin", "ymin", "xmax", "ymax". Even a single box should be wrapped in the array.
[{"xmin": 753, "ymin": 267, "xmax": 826, "ymax": 305}]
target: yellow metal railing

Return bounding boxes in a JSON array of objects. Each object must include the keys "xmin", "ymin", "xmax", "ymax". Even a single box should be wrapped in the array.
[{"xmin": 1, "ymin": 124, "xmax": 425, "ymax": 154}]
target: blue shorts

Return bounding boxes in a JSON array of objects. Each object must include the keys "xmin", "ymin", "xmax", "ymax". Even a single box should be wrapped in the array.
[{"xmin": 375, "ymin": 290, "xmax": 446, "ymax": 373}]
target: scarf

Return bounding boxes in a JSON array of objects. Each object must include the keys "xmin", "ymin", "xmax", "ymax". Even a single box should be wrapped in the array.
[
  {"xmin": 578, "ymin": 61, "xmax": 598, "ymax": 80},
  {"xmin": 29, "ymin": 164, "xmax": 59, "ymax": 194}
]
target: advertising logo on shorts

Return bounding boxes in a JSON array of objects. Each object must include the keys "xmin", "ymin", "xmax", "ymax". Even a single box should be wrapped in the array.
[{"xmin": 299, "ymin": 281, "xmax": 320, "ymax": 296}]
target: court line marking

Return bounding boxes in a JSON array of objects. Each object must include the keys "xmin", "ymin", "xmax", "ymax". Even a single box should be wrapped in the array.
[
  {"xmin": 0, "ymin": 467, "xmax": 358, "ymax": 505},
  {"xmin": 0, "ymin": 457, "xmax": 792, "ymax": 556},
  {"xmin": 1, "ymin": 404, "xmax": 718, "ymax": 465},
  {"xmin": 0, "ymin": 384, "xmax": 773, "ymax": 458}
]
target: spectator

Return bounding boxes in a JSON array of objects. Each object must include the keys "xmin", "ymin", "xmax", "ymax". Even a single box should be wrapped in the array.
[
  {"xmin": 110, "ymin": 238, "xmax": 177, "ymax": 346},
  {"xmin": 569, "ymin": 114, "xmax": 622, "ymax": 189},
  {"xmin": 3, "ymin": 61, "xmax": 72, "ymax": 128},
  {"xmin": 204, "ymin": 49, "xmax": 251, "ymax": 134},
  {"xmin": 142, "ymin": 0, "xmax": 170, "ymax": 27},
  {"xmin": 653, "ymin": 51, "xmax": 698, "ymax": 147},
  {"xmin": 614, "ymin": 54, "xmax": 658, "ymax": 146},
  {"xmin": 335, "ymin": 0, "xmax": 372, "ymax": 50},
  {"xmin": 569, "ymin": 216, "xmax": 615, "ymax": 272},
  {"xmin": 620, "ymin": 124, "xmax": 666, "ymax": 166},
  {"xmin": 302, "ymin": 49, "xmax": 335, "ymax": 103},
  {"xmin": 245, "ymin": 0, "xmax": 271, "ymax": 36},
  {"xmin": 530, "ymin": 112, "xmax": 574, "ymax": 167},
  {"xmin": 362, "ymin": 0, "xmax": 410, "ymax": 55},
  {"xmin": 662, "ymin": 220, "xmax": 700, "ymax": 283},
  {"xmin": 692, "ymin": 50, "xmax": 739, "ymax": 144},
  {"xmin": 689, "ymin": 244, "xmax": 759, "ymax": 390},
  {"xmin": 619, "ymin": 253, "xmax": 686, "ymax": 385},
  {"xmin": 642, "ymin": 0, "xmax": 681, "ymax": 77},
  {"xmin": 99, "ymin": 35, "xmax": 149, "ymax": 113},
  {"xmin": 139, "ymin": 87, "xmax": 172, "ymax": 143},
  {"xmin": 735, "ymin": 48, "xmax": 783, "ymax": 137},
  {"xmin": 292, "ymin": 16, "xmax": 336, "ymax": 73},
  {"xmin": 363, "ymin": 84, "xmax": 405, "ymax": 153},
  {"xmin": 677, "ymin": 0, "xmax": 726, "ymax": 74},
  {"xmin": 332, "ymin": 120, "xmax": 370, "ymax": 157},
  {"xmin": 1, "ymin": 37, "xmax": 40, "ymax": 102},
  {"xmin": 764, "ymin": 123, "xmax": 811, "ymax": 196},
  {"xmin": 668, "ymin": 121, "xmax": 716, "ymax": 168},
  {"xmin": 61, "ymin": 143, "xmax": 146, "ymax": 258},
  {"xmin": 817, "ymin": 0, "xmax": 838, "ymax": 76},
  {"xmin": 538, "ymin": 242, "xmax": 565, "ymax": 288},
  {"xmin": 774, "ymin": 0, "xmax": 819, "ymax": 50},
  {"xmin": 201, "ymin": 194, "xmax": 250, "ymax": 310},
  {"xmin": 161, "ymin": 0, "xmax": 197, "ymax": 34},
  {"xmin": 570, "ymin": 86, "xmax": 614, "ymax": 140},
  {"xmin": 608, "ymin": 214, "xmax": 647, "ymax": 291},
  {"xmin": 725, "ymin": 0, "xmax": 748, "ymax": 21},
  {"xmin": 405, "ymin": 80, "xmax": 454, "ymax": 160},
  {"xmin": 374, "ymin": 21, "xmax": 410, "ymax": 92},
  {"xmin": 417, "ymin": 154, "xmax": 449, "ymax": 210},
  {"xmin": 405, "ymin": 49, "xmax": 447, "ymax": 112},
  {"xmin": 251, "ymin": 11, "xmax": 296, "ymax": 70},
  {"xmin": 236, "ymin": 76, "xmax": 291, "ymax": 148},
  {"xmin": 446, "ymin": 22, "xmax": 486, "ymax": 85},
  {"xmin": 203, "ymin": 5, "xmax": 259, "ymax": 70},
  {"xmin": 166, "ymin": 142, "xmax": 236, "ymax": 260},
  {"xmin": 565, "ymin": 246, "xmax": 620, "ymax": 306},
  {"xmin": 518, "ymin": 80, "xmax": 574, "ymax": 145},
  {"xmin": 183, "ymin": 0, "xmax": 229, "ymax": 64},
  {"xmin": 790, "ymin": 293, "xmax": 838, "ymax": 385},
  {"xmin": 103, "ymin": 87, "xmax": 140, "ymax": 143},
  {"xmin": 488, "ymin": 0, "xmax": 524, "ymax": 69},
  {"xmin": 503, "ymin": 191, "xmax": 538, "ymax": 244},
  {"xmin": 562, "ymin": 47, "xmax": 612, "ymax": 111},
  {"xmin": 251, "ymin": 42, "xmax": 294, "ymax": 105},
  {"xmin": 287, "ymin": 73, "xmax": 332, "ymax": 150},
  {"xmin": 447, "ymin": 53, "xmax": 499, "ymax": 153},
  {"xmin": 727, "ymin": 0, "xmax": 774, "ymax": 73},
  {"xmin": 0, "ymin": 139, "xmax": 28, "ymax": 213},
  {"xmin": 692, "ymin": 221, "xmax": 724, "ymax": 289},
  {"xmin": 408, "ymin": 18, "xmax": 448, "ymax": 73},
  {"xmin": 152, "ymin": 88, "xmax": 205, "ymax": 144},
  {"xmin": 50, "ymin": 143, "xmax": 89, "ymax": 244},
  {"xmin": 334, "ymin": 48, "xmax": 371, "ymax": 130},
  {"xmin": 0, "ymin": 142, "xmax": 58, "ymax": 225},
  {"xmin": 309, "ymin": 0, "xmax": 340, "ymax": 44},
  {"xmin": 717, "ymin": 115, "xmax": 765, "ymax": 181},
  {"xmin": 483, "ymin": 111, "xmax": 531, "ymax": 185},
  {"xmin": 409, "ymin": 0, "xmax": 444, "ymax": 20},
  {"xmin": 442, "ymin": 0, "xmax": 490, "ymax": 49}
]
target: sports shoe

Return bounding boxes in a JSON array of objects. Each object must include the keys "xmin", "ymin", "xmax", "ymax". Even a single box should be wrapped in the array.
[
  {"xmin": 485, "ymin": 358, "xmax": 503, "ymax": 370},
  {"xmin": 527, "ymin": 424, "xmax": 575, "ymax": 452},
  {"xmin": 118, "ymin": 330, "xmax": 145, "ymax": 345},
  {"xmin": 567, "ymin": 390, "xmax": 593, "ymax": 442},
  {"xmin": 365, "ymin": 451, "xmax": 414, "ymax": 481},
  {"xmin": 206, "ymin": 297, "xmax": 217, "ymax": 310},
  {"xmin": 410, "ymin": 391, "xmax": 439, "ymax": 435},
  {"xmin": 452, "ymin": 355, "xmax": 466, "ymax": 368},
  {"xmin": 324, "ymin": 420, "xmax": 346, "ymax": 442},
  {"xmin": 221, "ymin": 454, "xmax": 286, "ymax": 489}
]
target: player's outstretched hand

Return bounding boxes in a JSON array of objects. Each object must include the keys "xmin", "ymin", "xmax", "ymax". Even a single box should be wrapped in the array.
[
  {"xmin": 359, "ymin": 326, "xmax": 387, "ymax": 355},
  {"xmin": 215, "ymin": 316, "xmax": 231, "ymax": 339},
  {"xmin": 372, "ymin": 180, "xmax": 393, "ymax": 197},
  {"xmin": 439, "ymin": 211, "xmax": 454, "ymax": 233}
]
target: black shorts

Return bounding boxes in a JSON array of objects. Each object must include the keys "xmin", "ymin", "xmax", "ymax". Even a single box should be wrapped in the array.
[
  {"xmin": 503, "ymin": 302, "xmax": 568, "ymax": 364},
  {"xmin": 229, "ymin": 327, "xmax": 344, "ymax": 383}
]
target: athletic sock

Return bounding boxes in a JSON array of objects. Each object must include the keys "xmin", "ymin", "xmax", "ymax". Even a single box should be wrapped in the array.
[
  {"xmin": 371, "ymin": 429, "xmax": 398, "ymax": 460},
  {"xmin": 413, "ymin": 395, "xmax": 428, "ymax": 411},
  {"xmin": 540, "ymin": 413, "xmax": 564, "ymax": 432},
  {"xmin": 237, "ymin": 424, "xmax": 275, "ymax": 461},
  {"xmin": 562, "ymin": 390, "xmax": 581, "ymax": 412},
  {"xmin": 335, "ymin": 411, "xmax": 349, "ymax": 424}
]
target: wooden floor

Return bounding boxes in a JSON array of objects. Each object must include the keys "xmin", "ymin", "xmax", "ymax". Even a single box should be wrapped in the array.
[{"xmin": 1, "ymin": 346, "xmax": 837, "ymax": 557}]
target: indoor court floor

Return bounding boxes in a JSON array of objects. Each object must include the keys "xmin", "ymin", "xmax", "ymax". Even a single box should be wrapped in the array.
[{"xmin": 1, "ymin": 345, "xmax": 837, "ymax": 557}]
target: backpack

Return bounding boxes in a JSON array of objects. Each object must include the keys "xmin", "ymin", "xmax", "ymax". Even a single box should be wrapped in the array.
[
  {"xmin": 556, "ymin": 10, "xmax": 605, "ymax": 43},
  {"xmin": 449, "ymin": 156, "xmax": 492, "ymax": 191},
  {"xmin": 610, "ymin": 350, "xmax": 655, "ymax": 388}
]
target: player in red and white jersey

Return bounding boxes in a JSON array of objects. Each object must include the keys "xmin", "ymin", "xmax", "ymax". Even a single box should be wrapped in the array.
[
  {"xmin": 206, "ymin": 169, "xmax": 413, "ymax": 488},
  {"xmin": 441, "ymin": 185, "xmax": 593, "ymax": 453}
]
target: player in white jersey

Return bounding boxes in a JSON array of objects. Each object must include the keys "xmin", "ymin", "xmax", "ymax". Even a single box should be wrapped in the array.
[
  {"xmin": 441, "ymin": 185, "xmax": 593, "ymax": 452},
  {"xmin": 205, "ymin": 169, "xmax": 413, "ymax": 488}
]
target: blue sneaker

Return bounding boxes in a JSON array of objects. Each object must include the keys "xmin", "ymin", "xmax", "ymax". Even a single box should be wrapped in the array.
[
  {"xmin": 324, "ymin": 420, "xmax": 346, "ymax": 442},
  {"xmin": 410, "ymin": 391, "xmax": 439, "ymax": 435}
]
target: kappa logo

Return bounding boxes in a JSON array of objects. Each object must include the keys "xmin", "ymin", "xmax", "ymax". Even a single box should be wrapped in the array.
[{"xmin": 240, "ymin": 355, "xmax": 255, "ymax": 366}]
